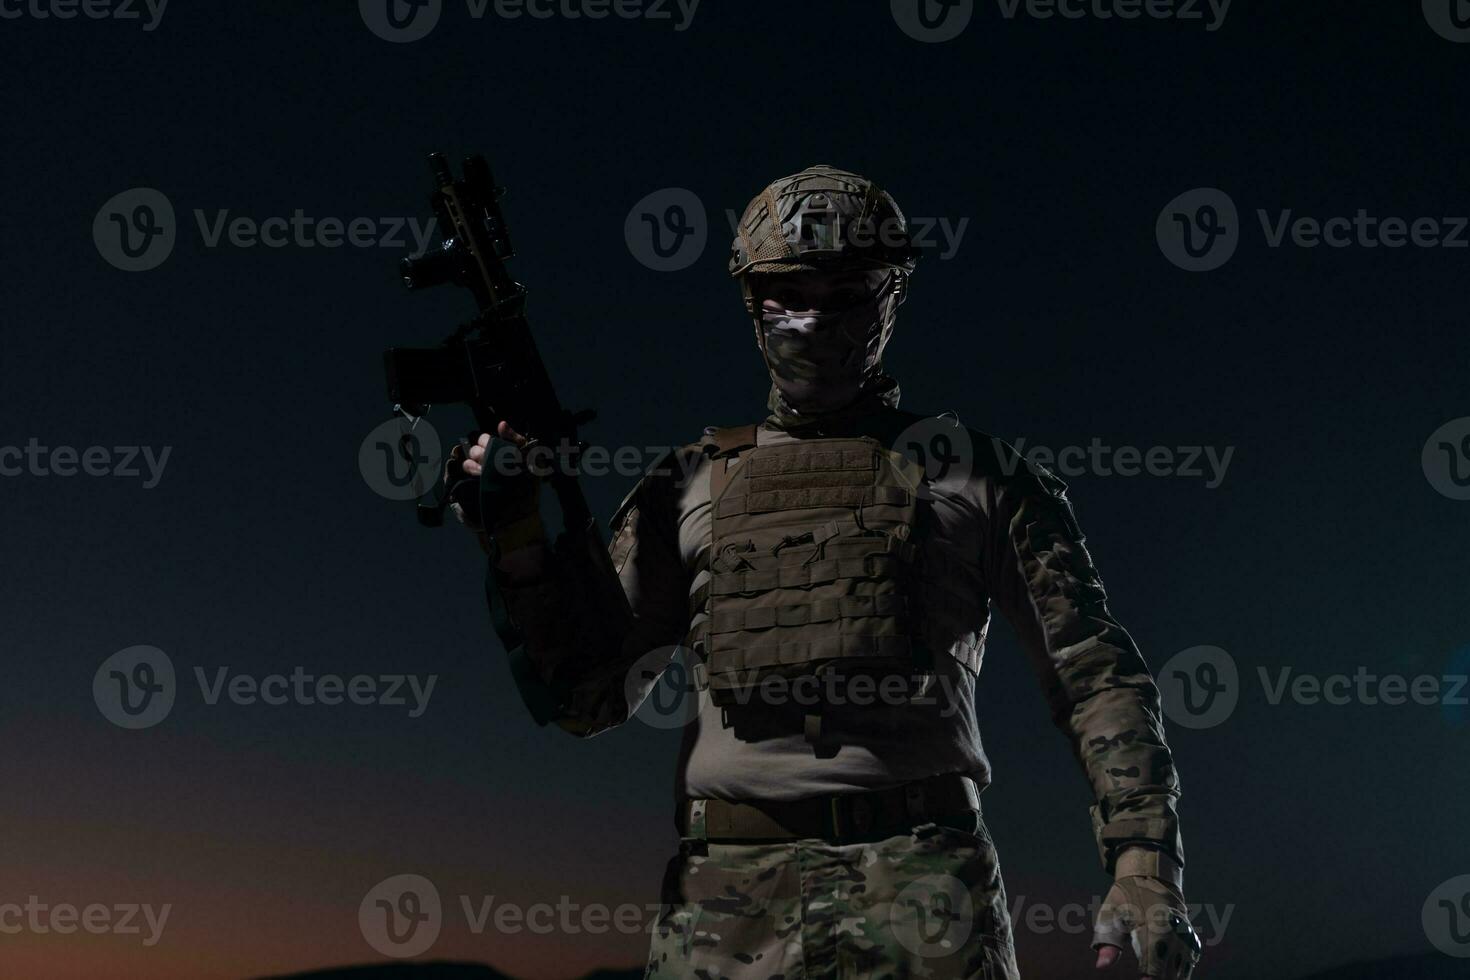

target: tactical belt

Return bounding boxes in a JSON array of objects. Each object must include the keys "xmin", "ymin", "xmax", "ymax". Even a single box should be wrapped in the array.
[{"xmin": 678, "ymin": 773, "xmax": 981, "ymax": 843}]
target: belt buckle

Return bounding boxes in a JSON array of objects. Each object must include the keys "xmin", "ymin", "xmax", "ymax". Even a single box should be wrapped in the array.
[{"xmin": 830, "ymin": 795, "xmax": 874, "ymax": 839}]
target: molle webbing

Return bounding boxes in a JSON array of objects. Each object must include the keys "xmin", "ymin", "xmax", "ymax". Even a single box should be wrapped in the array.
[
  {"xmin": 710, "ymin": 543, "xmax": 913, "ymax": 596},
  {"xmin": 716, "ymin": 485, "xmax": 911, "ymax": 518},
  {"xmin": 698, "ymin": 430, "xmax": 926, "ymax": 705},
  {"xmin": 706, "ymin": 633, "xmax": 913, "ymax": 674},
  {"xmin": 684, "ymin": 541, "xmax": 911, "ymax": 630},
  {"xmin": 709, "ymin": 593, "xmax": 908, "ymax": 635}
]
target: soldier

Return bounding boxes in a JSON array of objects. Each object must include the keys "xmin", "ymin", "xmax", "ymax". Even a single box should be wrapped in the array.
[{"xmin": 450, "ymin": 165, "xmax": 1201, "ymax": 979}]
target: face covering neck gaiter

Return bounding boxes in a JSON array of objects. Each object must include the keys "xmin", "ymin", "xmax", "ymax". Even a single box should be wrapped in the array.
[
  {"xmin": 757, "ymin": 277, "xmax": 902, "ymax": 424},
  {"xmin": 760, "ymin": 303, "xmax": 875, "ymax": 414}
]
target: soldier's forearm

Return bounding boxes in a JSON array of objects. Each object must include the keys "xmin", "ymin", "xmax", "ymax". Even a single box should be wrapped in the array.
[
  {"xmin": 1066, "ymin": 681, "xmax": 1184, "ymax": 871},
  {"xmin": 488, "ymin": 515, "xmax": 639, "ymax": 734}
]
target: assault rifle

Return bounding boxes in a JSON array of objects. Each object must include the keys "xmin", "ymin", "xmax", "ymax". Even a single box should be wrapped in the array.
[{"xmin": 382, "ymin": 152, "xmax": 596, "ymax": 535}]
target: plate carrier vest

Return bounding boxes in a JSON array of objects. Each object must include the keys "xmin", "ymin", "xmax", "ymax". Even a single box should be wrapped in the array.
[{"xmin": 687, "ymin": 424, "xmax": 937, "ymax": 722}]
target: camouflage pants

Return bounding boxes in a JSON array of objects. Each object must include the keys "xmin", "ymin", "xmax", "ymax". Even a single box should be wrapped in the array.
[{"xmin": 644, "ymin": 818, "xmax": 1022, "ymax": 979}]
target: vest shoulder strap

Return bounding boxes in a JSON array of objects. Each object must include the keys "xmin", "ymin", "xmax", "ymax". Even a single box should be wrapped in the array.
[
  {"xmin": 702, "ymin": 424, "xmax": 760, "ymax": 505},
  {"xmin": 700, "ymin": 423, "xmax": 760, "ymax": 458}
]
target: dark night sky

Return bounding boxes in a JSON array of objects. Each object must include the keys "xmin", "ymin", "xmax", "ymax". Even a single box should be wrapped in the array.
[{"xmin": 2, "ymin": 2, "xmax": 1467, "ymax": 978}]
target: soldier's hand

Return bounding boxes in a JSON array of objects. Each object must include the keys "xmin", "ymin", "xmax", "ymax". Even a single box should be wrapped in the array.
[
  {"xmin": 446, "ymin": 421, "xmax": 548, "ymax": 572},
  {"xmin": 1092, "ymin": 854, "xmax": 1200, "ymax": 979},
  {"xmin": 447, "ymin": 422, "xmax": 533, "ymax": 533},
  {"xmin": 462, "ymin": 422, "xmax": 529, "ymax": 478}
]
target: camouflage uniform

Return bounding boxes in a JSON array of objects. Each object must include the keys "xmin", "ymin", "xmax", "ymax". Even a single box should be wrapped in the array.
[
  {"xmin": 473, "ymin": 167, "xmax": 1197, "ymax": 979},
  {"xmin": 646, "ymin": 817, "xmax": 1020, "ymax": 979}
]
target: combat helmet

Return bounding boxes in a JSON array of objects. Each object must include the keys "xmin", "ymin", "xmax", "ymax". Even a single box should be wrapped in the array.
[{"xmin": 729, "ymin": 164, "xmax": 921, "ymax": 312}]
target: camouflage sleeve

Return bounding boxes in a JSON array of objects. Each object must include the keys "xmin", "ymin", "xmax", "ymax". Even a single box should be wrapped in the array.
[
  {"xmin": 491, "ymin": 449, "xmax": 693, "ymax": 737},
  {"xmin": 983, "ymin": 458, "xmax": 1184, "ymax": 873}
]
